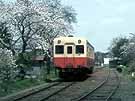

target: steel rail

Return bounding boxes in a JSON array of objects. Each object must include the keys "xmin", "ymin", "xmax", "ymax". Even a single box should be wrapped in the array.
[
  {"xmin": 74, "ymin": 68, "xmax": 110, "ymax": 101},
  {"xmin": 106, "ymin": 70, "xmax": 121, "ymax": 101},
  {"xmin": 14, "ymin": 82, "xmax": 62, "ymax": 101},
  {"xmin": 40, "ymin": 82, "xmax": 75, "ymax": 101},
  {"xmin": 74, "ymin": 69, "xmax": 120, "ymax": 101}
]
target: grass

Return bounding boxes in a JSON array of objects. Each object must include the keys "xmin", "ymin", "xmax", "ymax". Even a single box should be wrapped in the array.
[
  {"xmin": 12, "ymin": 79, "xmax": 42, "ymax": 91},
  {"xmin": 0, "ymin": 70, "xmax": 59, "ymax": 97},
  {"xmin": 0, "ymin": 78, "xmax": 44, "ymax": 97},
  {"xmin": 127, "ymin": 75, "xmax": 135, "ymax": 81},
  {"xmin": 44, "ymin": 71, "xmax": 59, "ymax": 83}
]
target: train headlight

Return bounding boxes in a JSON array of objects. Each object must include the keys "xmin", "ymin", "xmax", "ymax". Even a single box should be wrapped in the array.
[
  {"xmin": 78, "ymin": 40, "xmax": 81, "ymax": 44},
  {"xmin": 58, "ymin": 40, "xmax": 61, "ymax": 44}
]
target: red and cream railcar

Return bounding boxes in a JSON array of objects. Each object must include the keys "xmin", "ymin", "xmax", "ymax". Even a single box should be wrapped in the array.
[{"xmin": 53, "ymin": 36, "xmax": 95, "ymax": 77}]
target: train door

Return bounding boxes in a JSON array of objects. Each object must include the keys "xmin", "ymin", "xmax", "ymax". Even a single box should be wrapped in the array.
[{"xmin": 64, "ymin": 44, "xmax": 75, "ymax": 68}]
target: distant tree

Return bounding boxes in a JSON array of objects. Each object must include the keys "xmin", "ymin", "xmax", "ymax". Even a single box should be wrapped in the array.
[
  {"xmin": 121, "ymin": 34, "xmax": 135, "ymax": 65},
  {"xmin": 109, "ymin": 37, "xmax": 129, "ymax": 59},
  {"xmin": 108, "ymin": 34, "xmax": 135, "ymax": 69}
]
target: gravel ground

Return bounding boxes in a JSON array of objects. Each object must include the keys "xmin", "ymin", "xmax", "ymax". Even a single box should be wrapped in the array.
[{"xmin": 113, "ymin": 74, "xmax": 135, "ymax": 101}]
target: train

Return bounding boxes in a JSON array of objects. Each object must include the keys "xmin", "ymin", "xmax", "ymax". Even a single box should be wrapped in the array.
[{"xmin": 53, "ymin": 35, "xmax": 95, "ymax": 78}]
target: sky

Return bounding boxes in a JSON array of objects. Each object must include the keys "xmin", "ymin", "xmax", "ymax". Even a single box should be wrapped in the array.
[{"xmin": 62, "ymin": 0, "xmax": 135, "ymax": 52}]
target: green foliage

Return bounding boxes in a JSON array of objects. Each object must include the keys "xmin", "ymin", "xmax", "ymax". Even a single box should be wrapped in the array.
[
  {"xmin": 0, "ymin": 78, "xmax": 43, "ymax": 97},
  {"xmin": 13, "ymin": 79, "xmax": 40, "ymax": 91},
  {"xmin": 0, "ymin": 49, "xmax": 17, "ymax": 93},
  {"xmin": 130, "ymin": 75, "xmax": 135, "ymax": 81},
  {"xmin": 116, "ymin": 65, "xmax": 124, "ymax": 73},
  {"xmin": 122, "ymin": 66, "xmax": 129, "ymax": 75},
  {"xmin": 39, "ymin": 63, "xmax": 59, "ymax": 82},
  {"xmin": 127, "ymin": 60, "xmax": 135, "ymax": 73},
  {"xmin": 16, "ymin": 52, "xmax": 33, "ymax": 71},
  {"xmin": 109, "ymin": 35, "xmax": 135, "ymax": 76},
  {"xmin": 15, "ymin": 52, "xmax": 34, "ymax": 80},
  {"xmin": 110, "ymin": 37, "xmax": 128, "ymax": 58}
]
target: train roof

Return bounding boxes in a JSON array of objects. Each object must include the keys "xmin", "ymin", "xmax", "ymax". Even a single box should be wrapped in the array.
[
  {"xmin": 87, "ymin": 40, "xmax": 94, "ymax": 50},
  {"xmin": 54, "ymin": 36, "xmax": 85, "ymax": 40}
]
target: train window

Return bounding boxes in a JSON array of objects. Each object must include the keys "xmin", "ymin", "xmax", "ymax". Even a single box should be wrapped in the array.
[
  {"xmin": 67, "ymin": 46, "xmax": 72, "ymax": 54},
  {"xmin": 76, "ymin": 45, "xmax": 84, "ymax": 54},
  {"xmin": 55, "ymin": 45, "xmax": 64, "ymax": 54}
]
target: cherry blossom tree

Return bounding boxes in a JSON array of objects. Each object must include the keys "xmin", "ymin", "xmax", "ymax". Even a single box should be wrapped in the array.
[
  {"xmin": 0, "ymin": 0, "xmax": 76, "ymax": 54},
  {"xmin": 121, "ymin": 34, "xmax": 135, "ymax": 66},
  {"xmin": 0, "ymin": 0, "xmax": 76, "ymax": 79},
  {"xmin": 109, "ymin": 34, "xmax": 135, "ymax": 73}
]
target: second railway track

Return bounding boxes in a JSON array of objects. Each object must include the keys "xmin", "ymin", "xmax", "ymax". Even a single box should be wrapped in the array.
[{"xmin": 74, "ymin": 69, "xmax": 120, "ymax": 101}]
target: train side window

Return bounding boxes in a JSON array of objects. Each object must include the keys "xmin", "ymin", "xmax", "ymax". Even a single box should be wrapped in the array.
[
  {"xmin": 76, "ymin": 45, "xmax": 84, "ymax": 54},
  {"xmin": 67, "ymin": 46, "xmax": 72, "ymax": 54},
  {"xmin": 55, "ymin": 45, "xmax": 64, "ymax": 54}
]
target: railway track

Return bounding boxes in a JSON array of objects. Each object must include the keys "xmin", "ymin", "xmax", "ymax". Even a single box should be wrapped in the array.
[
  {"xmin": 14, "ymin": 82, "xmax": 75, "ymax": 101},
  {"xmin": 1, "ymin": 68, "xmax": 119, "ymax": 101},
  {"xmin": 74, "ymin": 69, "xmax": 120, "ymax": 101},
  {"xmin": 40, "ymin": 82, "xmax": 75, "ymax": 101}
]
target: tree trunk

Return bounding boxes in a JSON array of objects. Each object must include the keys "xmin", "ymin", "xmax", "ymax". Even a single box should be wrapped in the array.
[
  {"xmin": 22, "ymin": 42, "xmax": 27, "ymax": 53},
  {"xmin": 11, "ymin": 49, "xmax": 15, "ymax": 56}
]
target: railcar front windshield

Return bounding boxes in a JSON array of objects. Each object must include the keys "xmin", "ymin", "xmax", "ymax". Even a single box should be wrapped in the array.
[
  {"xmin": 55, "ymin": 45, "xmax": 64, "ymax": 54},
  {"xmin": 76, "ymin": 45, "xmax": 84, "ymax": 54}
]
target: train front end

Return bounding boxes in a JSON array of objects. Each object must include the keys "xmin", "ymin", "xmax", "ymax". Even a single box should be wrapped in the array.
[{"xmin": 53, "ymin": 36, "xmax": 94, "ymax": 78}]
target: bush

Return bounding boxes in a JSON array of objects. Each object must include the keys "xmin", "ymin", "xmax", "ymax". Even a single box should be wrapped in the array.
[
  {"xmin": 127, "ymin": 60, "xmax": 135, "ymax": 73},
  {"xmin": 116, "ymin": 65, "xmax": 126, "ymax": 73},
  {"xmin": 117, "ymin": 67, "xmax": 122, "ymax": 73},
  {"xmin": 122, "ymin": 66, "xmax": 129, "ymax": 75},
  {"xmin": 0, "ymin": 48, "xmax": 17, "ymax": 93}
]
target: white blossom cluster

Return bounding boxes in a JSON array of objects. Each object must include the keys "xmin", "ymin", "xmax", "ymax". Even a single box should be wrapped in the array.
[
  {"xmin": 121, "ymin": 36, "xmax": 135, "ymax": 58},
  {"xmin": 0, "ymin": 48, "xmax": 17, "ymax": 82}
]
